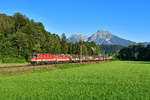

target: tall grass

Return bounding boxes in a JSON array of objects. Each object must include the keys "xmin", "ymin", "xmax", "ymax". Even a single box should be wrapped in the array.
[{"xmin": 0, "ymin": 62, "xmax": 29, "ymax": 67}]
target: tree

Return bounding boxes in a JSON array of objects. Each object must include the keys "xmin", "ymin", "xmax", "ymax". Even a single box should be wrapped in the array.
[
  {"xmin": 0, "ymin": 14, "xmax": 15, "ymax": 37},
  {"xmin": 67, "ymin": 42, "xmax": 73, "ymax": 54},
  {"xmin": 146, "ymin": 45, "xmax": 150, "ymax": 61},
  {"xmin": 0, "ymin": 38, "xmax": 18, "ymax": 62},
  {"xmin": 61, "ymin": 33, "xmax": 68, "ymax": 54},
  {"xmin": 12, "ymin": 32, "xmax": 29, "ymax": 57},
  {"xmin": 13, "ymin": 13, "xmax": 29, "ymax": 32}
]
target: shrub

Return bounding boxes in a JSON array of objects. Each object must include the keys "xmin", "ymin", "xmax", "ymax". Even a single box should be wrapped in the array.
[{"xmin": 113, "ymin": 55, "xmax": 119, "ymax": 60}]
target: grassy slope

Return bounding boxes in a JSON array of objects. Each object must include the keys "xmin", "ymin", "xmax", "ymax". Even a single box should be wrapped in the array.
[
  {"xmin": 0, "ymin": 62, "xmax": 29, "ymax": 67},
  {"xmin": 0, "ymin": 61, "xmax": 150, "ymax": 100}
]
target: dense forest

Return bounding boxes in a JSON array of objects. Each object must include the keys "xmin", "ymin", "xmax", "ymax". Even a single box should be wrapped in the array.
[
  {"xmin": 100, "ymin": 45, "xmax": 125, "ymax": 55},
  {"xmin": 118, "ymin": 44, "xmax": 150, "ymax": 61},
  {"xmin": 0, "ymin": 13, "xmax": 100, "ymax": 63}
]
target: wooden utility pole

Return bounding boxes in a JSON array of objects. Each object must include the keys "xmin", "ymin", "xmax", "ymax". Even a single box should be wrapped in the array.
[{"xmin": 80, "ymin": 41, "xmax": 82, "ymax": 63}]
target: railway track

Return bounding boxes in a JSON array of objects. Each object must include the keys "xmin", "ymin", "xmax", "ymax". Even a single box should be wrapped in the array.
[{"xmin": 0, "ymin": 60, "xmax": 112, "ymax": 72}]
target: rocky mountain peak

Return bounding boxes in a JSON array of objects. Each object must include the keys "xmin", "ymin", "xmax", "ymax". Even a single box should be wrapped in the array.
[
  {"xmin": 67, "ymin": 33, "xmax": 89, "ymax": 43},
  {"xmin": 89, "ymin": 30, "xmax": 113, "ymax": 40}
]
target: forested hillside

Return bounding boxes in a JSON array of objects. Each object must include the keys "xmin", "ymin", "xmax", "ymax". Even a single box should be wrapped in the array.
[
  {"xmin": 0, "ymin": 13, "xmax": 100, "ymax": 63},
  {"xmin": 100, "ymin": 45, "xmax": 125, "ymax": 55}
]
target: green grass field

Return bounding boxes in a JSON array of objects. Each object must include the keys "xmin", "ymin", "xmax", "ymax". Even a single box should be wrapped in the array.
[{"xmin": 0, "ymin": 61, "xmax": 150, "ymax": 100}]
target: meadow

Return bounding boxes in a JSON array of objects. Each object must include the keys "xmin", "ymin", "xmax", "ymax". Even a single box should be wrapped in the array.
[{"xmin": 0, "ymin": 61, "xmax": 150, "ymax": 100}]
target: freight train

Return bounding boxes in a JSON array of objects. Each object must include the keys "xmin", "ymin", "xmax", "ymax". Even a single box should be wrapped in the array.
[{"xmin": 30, "ymin": 53, "xmax": 113, "ymax": 65}]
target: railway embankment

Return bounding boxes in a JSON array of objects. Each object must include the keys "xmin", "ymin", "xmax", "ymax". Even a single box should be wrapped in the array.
[{"xmin": 0, "ymin": 61, "xmax": 112, "ymax": 74}]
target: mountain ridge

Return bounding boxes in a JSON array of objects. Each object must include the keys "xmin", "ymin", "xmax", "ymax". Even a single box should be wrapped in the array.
[{"xmin": 68, "ymin": 30, "xmax": 138, "ymax": 46}]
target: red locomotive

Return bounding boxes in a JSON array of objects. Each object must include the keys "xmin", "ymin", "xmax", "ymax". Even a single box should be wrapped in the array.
[{"xmin": 30, "ymin": 54, "xmax": 71, "ymax": 65}]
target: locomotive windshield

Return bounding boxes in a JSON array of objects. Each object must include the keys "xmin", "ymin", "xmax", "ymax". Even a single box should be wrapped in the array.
[{"xmin": 31, "ymin": 54, "xmax": 38, "ymax": 58}]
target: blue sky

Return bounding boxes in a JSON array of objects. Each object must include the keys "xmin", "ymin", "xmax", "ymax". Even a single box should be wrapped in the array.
[{"xmin": 0, "ymin": 0, "xmax": 150, "ymax": 42}]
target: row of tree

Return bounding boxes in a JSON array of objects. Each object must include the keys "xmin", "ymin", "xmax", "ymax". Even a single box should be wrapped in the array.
[
  {"xmin": 0, "ymin": 13, "xmax": 100, "ymax": 63},
  {"xmin": 118, "ymin": 44, "xmax": 150, "ymax": 61}
]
